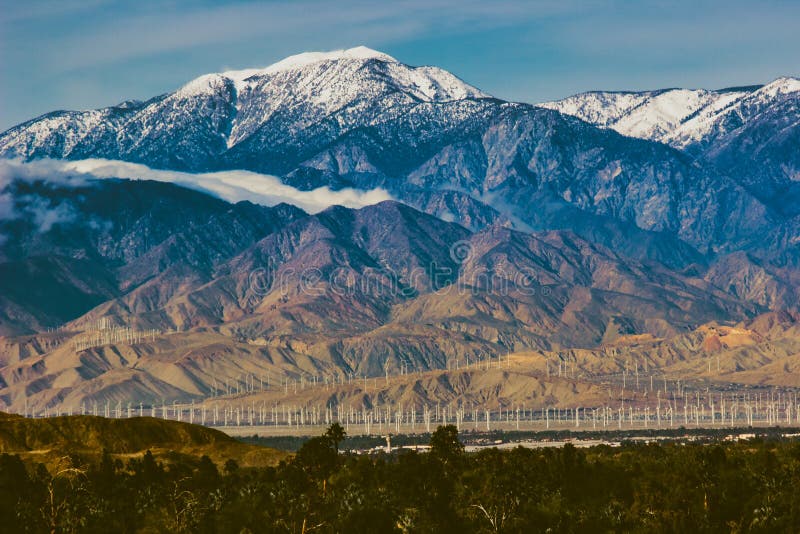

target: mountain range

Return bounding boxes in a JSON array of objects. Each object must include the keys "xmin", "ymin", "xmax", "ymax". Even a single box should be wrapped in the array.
[
  {"xmin": 0, "ymin": 47, "xmax": 798, "ymax": 412},
  {"xmin": 541, "ymin": 78, "xmax": 800, "ymax": 217}
]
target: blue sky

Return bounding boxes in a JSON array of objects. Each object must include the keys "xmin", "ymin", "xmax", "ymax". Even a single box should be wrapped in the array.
[{"xmin": 1, "ymin": 0, "xmax": 798, "ymax": 131}]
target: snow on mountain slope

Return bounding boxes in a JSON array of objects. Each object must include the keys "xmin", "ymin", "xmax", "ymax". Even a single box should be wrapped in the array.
[
  {"xmin": 540, "ymin": 77, "xmax": 800, "ymax": 151},
  {"xmin": 619, "ymin": 89, "xmax": 745, "ymax": 146},
  {"xmin": 0, "ymin": 103, "xmax": 147, "ymax": 162},
  {"xmin": 659, "ymin": 90, "xmax": 750, "ymax": 148},
  {"xmin": 538, "ymin": 90, "xmax": 661, "ymax": 128},
  {"xmin": 539, "ymin": 87, "xmax": 752, "ymax": 147}
]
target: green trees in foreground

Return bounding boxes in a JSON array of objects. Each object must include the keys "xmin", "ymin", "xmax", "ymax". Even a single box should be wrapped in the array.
[{"xmin": 2, "ymin": 425, "xmax": 800, "ymax": 533}]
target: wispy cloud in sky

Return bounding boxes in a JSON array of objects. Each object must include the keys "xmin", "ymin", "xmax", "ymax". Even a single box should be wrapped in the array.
[
  {"xmin": 1, "ymin": 0, "xmax": 799, "ymax": 130},
  {"xmin": 9, "ymin": 0, "xmax": 575, "ymax": 73}
]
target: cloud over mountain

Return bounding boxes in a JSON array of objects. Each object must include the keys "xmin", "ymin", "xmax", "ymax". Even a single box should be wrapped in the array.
[{"xmin": 0, "ymin": 158, "xmax": 392, "ymax": 214}]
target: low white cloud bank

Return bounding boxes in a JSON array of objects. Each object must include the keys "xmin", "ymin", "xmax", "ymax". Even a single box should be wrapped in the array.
[{"xmin": 0, "ymin": 158, "xmax": 393, "ymax": 214}]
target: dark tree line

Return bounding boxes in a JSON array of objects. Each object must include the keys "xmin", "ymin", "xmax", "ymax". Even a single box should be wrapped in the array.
[{"xmin": 2, "ymin": 424, "xmax": 800, "ymax": 533}]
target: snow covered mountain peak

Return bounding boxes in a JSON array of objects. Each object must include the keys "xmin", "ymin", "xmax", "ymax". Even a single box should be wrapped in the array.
[
  {"xmin": 174, "ymin": 45, "xmax": 487, "ymax": 104},
  {"xmin": 240, "ymin": 46, "xmax": 394, "ymax": 75},
  {"xmin": 176, "ymin": 47, "xmax": 396, "ymax": 96},
  {"xmin": 0, "ymin": 46, "xmax": 491, "ymax": 164},
  {"xmin": 756, "ymin": 76, "xmax": 800, "ymax": 98},
  {"xmin": 219, "ymin": 46, "xmax": 397, "ymax": 89}
]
